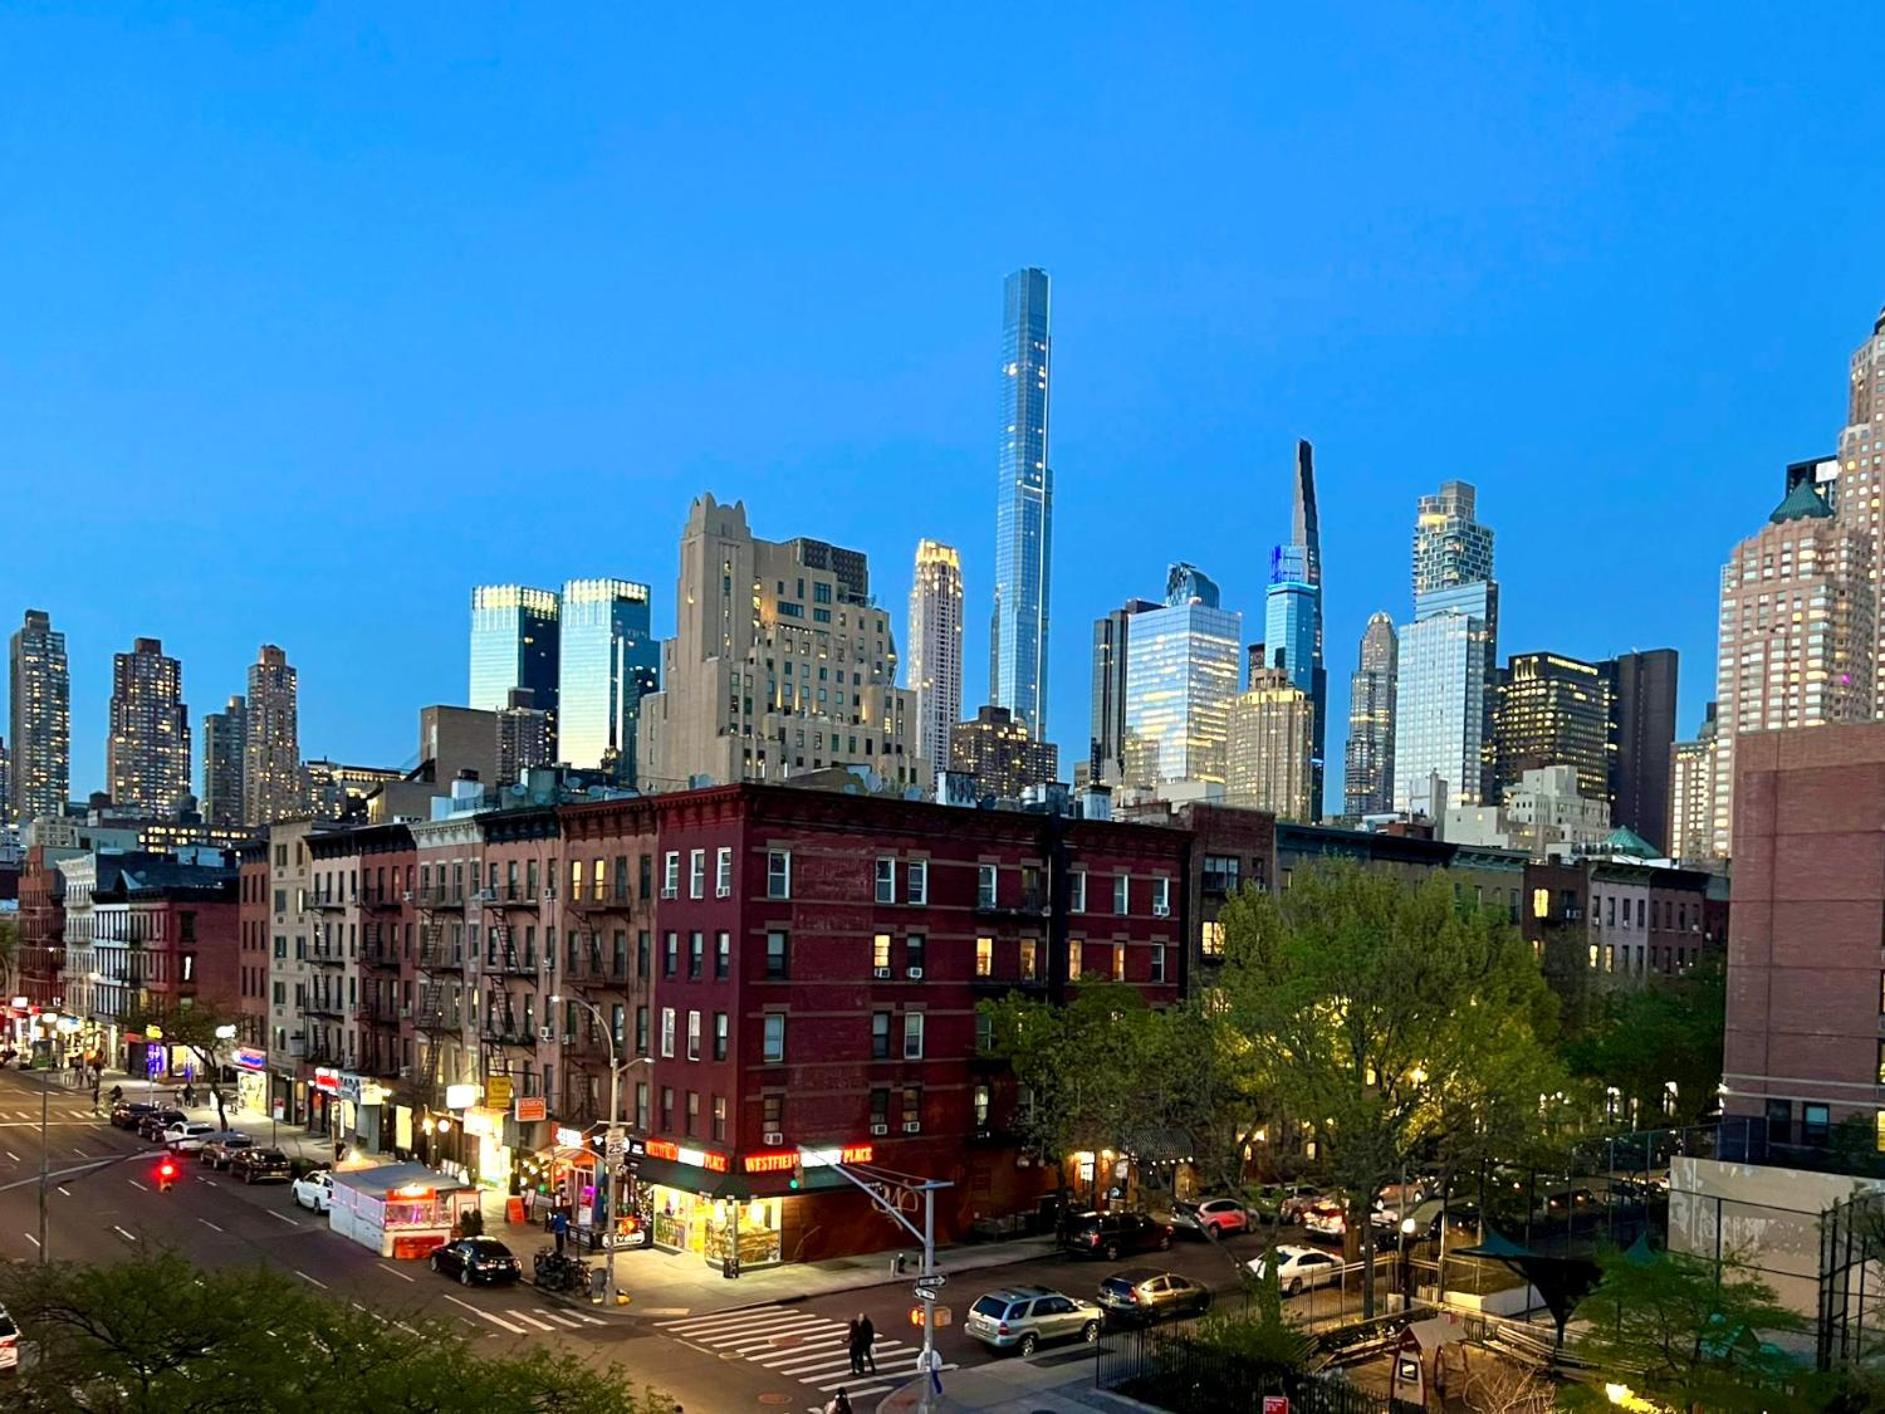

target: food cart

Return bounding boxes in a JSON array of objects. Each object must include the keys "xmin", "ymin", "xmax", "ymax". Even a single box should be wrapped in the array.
[{"xmin": 327, "ymin": 1162, "xmax": 482, "ymax": 1259}]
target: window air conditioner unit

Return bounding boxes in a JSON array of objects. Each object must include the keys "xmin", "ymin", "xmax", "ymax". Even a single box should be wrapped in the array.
[
  {"xmin": 475, "ymin": 888, "xmax": 497, "ymax": 903},
  {"xmin": 401, "ymin": 891, "xmax": 413, "ymax": 903},
  {"xmin": 399, "ymin": 1005, "xmax": 412, "ymax": 1019},
  {"xmin": 905, "ymin": 967, "xmax": 924, "ymax": 980},
  {"xmin": 544, "ymin": 886, "xmax": 557, "ymax": 901},
  {"xmin": 1153, "ymin": 904, "xmax": 1170, "ymax": 918},
  {"xmin": 870, "ymin": 1122, "xmax": 888, "ymax": 1136},
  {"xmin": 537, "ymin": 1026, "xmax": 556, "ymax": 1043},
  {"xmin": 902, "ymin": 1120, "xmax": 921, "ymax": 1133},
  {"xmin": 659, "ymin": 887, "xmax": 677, "ymax": 900},
  {"xmin": 872, "ymin": 967, "xmax": 892, "ymax": 980},
  {"xmin": 762, "ymin": 1131, "xmax": 784, "ymax": 1146},
  {"xmin": 716, "ymin": 885, "xmax": 731, "ymax": 898}
]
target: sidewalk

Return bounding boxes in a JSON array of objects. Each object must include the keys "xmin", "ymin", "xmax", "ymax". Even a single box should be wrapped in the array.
[{"xmin": 875, "ymin": 1356, "xmax": 1155, "ymax": 1413}]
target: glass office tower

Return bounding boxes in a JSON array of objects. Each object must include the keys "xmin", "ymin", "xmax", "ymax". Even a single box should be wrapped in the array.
[
  {"xmin": 557, "ymin": 578, "xmax": 659, "ymax": 784},
  {"xmin": 991, "ymin": 266, "xmax": 1053, "ymax": 735},
  {"xmin": 1122, "ymin": 564, "xmax": 1243, "ymax": 787},
  {"xmin": 1393, "ymin": 581, "xmax": 1497, "ymax": 811},
  {"xmin": 469, "ymin": 586, "xmax": 561, "ymax": 744}
]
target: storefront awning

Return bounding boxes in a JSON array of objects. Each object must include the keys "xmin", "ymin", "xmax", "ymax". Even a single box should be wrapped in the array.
[{"xmin": 637, "ymin": 1154, "xmax": 751, "ymax": 1200}]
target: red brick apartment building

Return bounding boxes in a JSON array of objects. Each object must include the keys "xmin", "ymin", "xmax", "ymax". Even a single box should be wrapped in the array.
[{"xmin": 1725, "ymin": 723, "xmax": 1885, "ymax": 1150}]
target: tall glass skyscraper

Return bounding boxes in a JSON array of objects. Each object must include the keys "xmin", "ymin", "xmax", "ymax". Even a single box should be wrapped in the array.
[
  {"xmin": 9, "ymin": 608, "xmax": 69, "ymax": 827},
  {"xmin": 1344, "ymin": 613, "xmax": 1397, "ymax": 818},
  {"xmin": 991, "ymin": 266, "xmax": 1053, "ymax": 736},
  {"xmin": 557, "ymin": 578, "xmax": 658, "ymax": 784},
  {"xmin": 1122, "ymin": 564, "xmax": 1243, "ymax": 787},
  {"xmin": 470, "ymin": 585, "xmax": 561, "ymax": 743},
  {"xmin": 1264, "ymin": 441, "xmax": 1326, "ymax": 817}
]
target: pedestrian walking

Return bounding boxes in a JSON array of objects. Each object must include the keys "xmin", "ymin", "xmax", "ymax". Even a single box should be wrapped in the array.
[
  {"xmin": 90, "ymin": 1079, "xmax": 100, "ymax": 1114},
  {"xmin": 552, "ymin": 1207, "xmax": 570, "ymax": 1255},
  {"xmin": 846, "ymin": 1316, "xmax": 864, "ymax": 1375},
  {"xmin": 858, "ymin": 1314, "xmax": 877, "ymax": 1374}
]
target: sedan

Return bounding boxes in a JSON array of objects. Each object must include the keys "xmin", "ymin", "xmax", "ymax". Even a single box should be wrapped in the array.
[
  {"xmin": 292, "ymin": 1170, "xmax": 334, "ymax": 1214},
  {"xmin": 1302, "ymin": 1200, "xmax": 1348, "ymax": 1242},
  {"xmin": 199, "ymin": 1133, "xmax": 255, "ymax": 1169},
  {"xmin": 430, "ymin": 1237, "xmax": 522, "ymax": 1287},
  {"xmin": 163, "ymin": 1121, "xmax": 219, "ymax": 1152},
  {"xmin": 229, "ymin": 1147, "xmax": 292, "ymax": 1184},
  {"xmin": 138, "ymin": 1109, "xmax": 188, "ymax": 1141},
  {"xmin": 1172, "ymin": 1197, "xmax": 1252, "ymax": 1240},
  {"xmin": 110, "ymin": 1102, "xmax": 159, "ymax": 1131},
  {"xmin": 1248, "ymin": 1244, "xmax": 1344, "ymax": 1297},
  {"xmin": 1096, "ymin": 1268, "xmax": 1213, "ymax": 1324}
]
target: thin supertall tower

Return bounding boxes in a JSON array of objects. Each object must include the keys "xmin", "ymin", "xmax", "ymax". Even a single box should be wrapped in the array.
[
  {"xmin": 990, "ymin": 266, "xmax": 1053, "ymax": 736},
  {"xmin": 1264, "ymin": 440, "xmax": 1326, "ymax": 816}
]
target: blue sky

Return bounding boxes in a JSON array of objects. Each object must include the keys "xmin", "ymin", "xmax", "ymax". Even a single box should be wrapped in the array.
[{"xmin": 4, "ymin": 5, "xmax": 1882, "ymax": 808}]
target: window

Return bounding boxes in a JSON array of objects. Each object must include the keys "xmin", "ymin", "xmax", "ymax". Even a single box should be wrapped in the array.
[
  {"xmin": 1070, "ymin": 870, "xmax": 1086, "ymax": 913},
  {"xmin": 684, "ymin": 1090, "xmax": 699, "ymax": 1137},
  {"xmin": 973, "ymin": 1084, "xmax": 990, "ymax": 1133},
  {"xmin": 903, "ymin": 1012, "xmax": 924, "ymax": 1060},
  {"xmin": 873, "ymin": 933, "xmax": 892, "ymax": 973},
  {"xmin": 1151, "ymin": 944, "xmax": 1167, "ymax": 983},
  {"xmin": 767, "ymin": 850, "xmax": 791, "ymax": 899},
  {"xmin": 687, "ymin": 1010, "xmax": 701, "ymax": 1062},
  {"xmin": 1068, "ymin": 939, "xmax": 1084, "ymax": 980},
  {"xmin": 906, "ymin": 934, "xmax": 925, "ymax": 976},
  {"xmin": 1114, "ymin": 874, "xmax": 1129, "ymax": 915},
  {"xmin": 713, "ymin": 1012, "xmax": 728, "ymax": 1061},
  {"xmin": 635, "ymin": 1082, "xmax": 650, "ymax": 1132},
  {"xmin": 712, "ymin": 1094, "xmax": 727, "ymax": 1142},
  {"xmin": 876, "ymin": 857, "xmax": 897, "ymax": 904},
  {"xmin": 974, "ymin": 1010, "xmax": 992, "ymax": 1053},
  {"xmin": 977, "ymin": 864, "xmax": 998, "ymax": 908},
  {"xmin": 634, "ymin": 1005, "xmax": 648, "ymax": 1055},
  {"xmin": 1112, "ymin": 944, "xmax": 1126, "ymax": 981},
  {"xmin": 871, "ymin": 1011, "xmax": 891, "ymax": 1059},
  {"xmin": 870, "ymin": 1087, "xmax": 889, "ymax": 1130},
  {"xmin": 975, "ymin": 937, "xmax": 993, "ymax": 978},
  {"xmin": 659, "ymin": 1087, "xmax": 674, "ymax": 1132},
  {"xmin": 1764, "ymin": 1098, "xmax": 1791, "ymax": 1143},
  {"xmin": 715, "ymin": 931, "xmax": 731, "ymax": 979},
  {"xmin": 659, "ymin": 1008, "xmax": 676, "ymax": 1058},
  {"xmin": 663, "ymin": 933, "xmax": 678, "ymax": 978},
  {"xmin": 765, "ymin": 931, "xmax": 789, "ymax": 980},
  {"xmin": 1606, "ymin": 896, "xmax": 1616, "ymax": 927},
  {"xmin": 688, "ymin": 850, "xmax": 705, "ymax": 899},
  {"xmin": 662, "ymin": 852, "xmax": 680, "ymax": 899},
  {"xmin": 1019, "ymin": 938, "xmax": 1038, "ymax": 981},
  {"xmin": 714, "ymin": 846, "xmax": 733, "ymax": 897},
  {"xmin": 762, "ymin": 1014, "xmax": 785, "ymax": 1063},
  {"xmin": 1152, "ymin": 877, "xmax": 1171, "ymax": 917},
  {"xmin": 689, "ymin": 931, "xmax": 704, "ymax": 979},
  {"xmin": 762, "ymin": 1093, "xmax": 783, "ymax": 1135},
  {"xmin": 1804, "ymin": 1103, "xmax": 1831, "ymax": 1147},
  {"xmin": 901, "ymin": 1085, "xmax": 921, "ymax": 1128},
  {"xmin": 1200, "ymin": 920, "xmax": 1224, "ymax": 957},
  {"xmin": 1202, "ymin": 855, "xmax": 1239, "ymax": 894}
]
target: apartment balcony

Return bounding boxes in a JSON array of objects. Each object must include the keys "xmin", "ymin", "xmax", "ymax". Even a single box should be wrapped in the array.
[
  {"xmin": 418, "ymin": 948, "xmax": 465, "ymax": 974},
  {"xmin": 974, "ymin": 892, "xmax": 1048, "ymax": 919},
  {"xmin": 414, "ymin": 888, "xmax": 468, "ymax": 912},
  {"xmin": 487, "ymin": 885, "xmax": 544, "ymax": 912},
  {"xmin": 412, "ymin": 1007, "xmax": 458, "ymax": 1034},
  {"xmin": 354, "ymin": 996, "xmax": 404, "ymax": 1027},
  {"xmin": 310, "ymin": 895, "xmax": 348, "ymax": 913},
  {"xmin": 304, "ymin": 995, "xmax": 346, "ymax": 1020},
  {"xmin": 484, "ymin": 949, "xmax": 542, "ymax": 979},
  {"xmin": 308, "ymin": 943, "xmax": 346, "ymax": 967},
  {"xmin": 565, "ymin": 884, "xmax": 634, "ymax": 915},
  {"xmin": 361, "ymin": 941, "xmax": 401, "ymax": 970},
  {"xmin": 360, "ymin": 888, "xmax": 403, "ymax": 913},
  {"xmin": 479, "ymin": 1014, "xmax": 539, "ymax": 1048}
]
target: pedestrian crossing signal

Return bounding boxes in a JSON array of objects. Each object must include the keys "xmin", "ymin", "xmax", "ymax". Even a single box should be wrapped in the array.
[{"xmin": 789, "ymin": 1157, "xmax": 803, "ymax": 1190}]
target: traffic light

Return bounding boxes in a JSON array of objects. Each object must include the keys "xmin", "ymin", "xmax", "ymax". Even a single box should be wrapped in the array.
[
  {"xmin": 156, "ymin": 1157, "xmax": 179, "ymax": 1192},
  {"xmin": 789, "ymin": 1156, "xmax": 803, "ymax": 1191}
]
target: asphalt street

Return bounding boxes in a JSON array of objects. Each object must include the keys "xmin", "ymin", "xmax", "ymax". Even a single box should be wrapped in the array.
[{"xmin": 0, "ymin": 1065, "xmax": 1336, "ymax": 1412}]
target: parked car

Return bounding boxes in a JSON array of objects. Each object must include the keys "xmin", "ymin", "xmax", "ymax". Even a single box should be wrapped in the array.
[
  {"xmin": 1369, "ymin": 1182, "xmax": 1430, "ymax": 1230},
  {"xmin": 163, "ymin": 1121, "xmax": 219, "ymax": 1152},
  {"xmin": 1247, "ymin": 1244, "xmax": 1344, "ymax": 1297},
  {"xmin": 110, "ymin": 1101, "xmax": 158, "ymax": 1131},
  {"xmin": 1095, "ymin": 1268, "xmax": 1213, "ymax": 1324},
  {"xmin": 1251, "ymin": 1183, "xmax": 1324, "ymax": 1224},
  {"xmin": 229, "ymin": 1147, "xmax": 292, "ymax": 1184},
  {"xmin": 1396, "ymin": 1199, "xmax": 1480, "ymax": 1244},
  {"xmin": 965, "ymin": 1286, "xmax": 1103, "ymax": 1356},
  {"xmin": 0, "ymin": 1301, "xmax": 16, "ymax": 1372},
  {"xmin": 292, "ymin": 1169, "xmax": 334, "ymax": 1213},
  {"xmin": 138, "ymin": 1109, "xmax": 188, "ymax": 1141},
  {"xmin": 1171, "ymin": 1197, "xmax": 1251, "ymax": 1240},
  {"xmin": 198, "ymin": 1133, "xmax": 255, "ymax": 1169},
  {"xmin": 1301, "ymin": 1200, "xmax": 1347, "ymax": 1242},
  {"xmin": 429, "ymin": 1237, "xmax": 522, "ymax": 1287},
  {"xmin": 1060, "ymin": 1211, "xmax": 1174, "ymax": 1261}
]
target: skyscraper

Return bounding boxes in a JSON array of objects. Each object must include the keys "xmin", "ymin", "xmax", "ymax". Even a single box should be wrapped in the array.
[
  {"xmin": 9, "ymin": 609, "xmax": 69, "ymax": 826},
  {"xmin": 908, "ymin": 540, "xmax": 964, "ymax": 781},
  {"xmin": 1343, "ymin": 613, "xmax": 1397, "ymax": 817},
  {"xmin": 557, "ymin": 578, "xmax": 657, "ymax": 783},
  {"xmin": 1226, "ymin": 667, "xmax": 1315, "ymax": 820},
  {"xmin": 1088, "ymin": 599, "xmax": 1159, "ymax": 784},
  {"xmin": 106, "ymin": 637, "xmax": 190, "ymax": 814},
  {"xmin": 495, "ymin": 688, "xmax": 553, "ymax": 785},
  {"xmin": 244, "ymin": 645, "xmax": 302, "ymax": 826},
  {"xmin": 469, "ymin": 585, "xmax": 561, "ymax": 740},
  {"xmin": 202, "ymin": 694, "xmax": 247, "ymax": 830},
  {"xmin": 1669, "ymin": 703, "xmax": 1719, "ymax": 865},
  {"xmin": 1829, "ymin": 307, "xmax": 1885, "ymax": 711},
  {"xmin": 990, "ymin": 266, "xmax": 1053, "ymax": 735},
  {"xmin": 1604, "ymin": 649, "xmax": 1678, "ymax": 851},
  {"xmin": 636, "ymin": 494, "xmax": 920, "ymax": 790},
  {"xmin": 1263, "ymin": 543, "xmax": 1322, "ymax": 817},
  {"xmin": 1394, "ymin": 483, "xmax": 1499, "ymax": 811},
  {"xmin": 1121, "ymin": 564, "xmax": 1243, "ymax": 788},
  {"xmin": 948, "ymin": 705, "xmax": 1057, "ymax": 802},
  {"xmin": 1492, "ymin": 652, "xmax": 1613, "ymax": 804},
  {"xmin": 1711, "ymin": 481, "xmax": 1873, "ymax": 856}
]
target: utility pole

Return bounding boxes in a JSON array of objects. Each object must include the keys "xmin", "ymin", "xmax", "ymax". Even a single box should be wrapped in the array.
[
  {"xmin": 553, "ymin": 993, "xmax": 649, "ymax": 1309},
  {"xmin": 37, "ymin": 1050, "xmax": 49, "ymax": 1262}
]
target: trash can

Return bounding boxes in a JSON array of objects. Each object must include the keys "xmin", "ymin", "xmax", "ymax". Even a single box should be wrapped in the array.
[{"xmin": 589, "ymin": 1265, "xmax": 607, "ymax": 1303}]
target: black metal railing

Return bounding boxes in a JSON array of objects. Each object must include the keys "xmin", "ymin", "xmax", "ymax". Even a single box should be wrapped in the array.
[{"xmin": 1095, "ymin": 1326, "xmax": 1388, "ymax": 1414}]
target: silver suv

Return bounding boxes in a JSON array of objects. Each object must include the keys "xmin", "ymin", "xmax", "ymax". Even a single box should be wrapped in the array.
[{"xmin": 965, "ymin": 1285, "xmax": 1103, "ymax": 1357}]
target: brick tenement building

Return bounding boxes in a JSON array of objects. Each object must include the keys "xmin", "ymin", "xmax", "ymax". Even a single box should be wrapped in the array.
[
  {"xmin": 127, "ymin": 869, "xmax": 240, "ymax": 1015},
  {"xmin": 1725, "ymin": 723, "xmax": 1885, "ymax": 1149},
  {"xmin": 16, "ymin": 845, "xmax": 70, "ymax": 1009},
  {"xmin": 236, "ymin": 839, "xmax": 269, "ymax": 1048}
]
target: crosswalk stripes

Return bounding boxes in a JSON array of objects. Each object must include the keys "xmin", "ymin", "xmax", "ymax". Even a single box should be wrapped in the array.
[{"xmin": 658, "ymin": 1305, "xmax": 949, "ymax": 1407}]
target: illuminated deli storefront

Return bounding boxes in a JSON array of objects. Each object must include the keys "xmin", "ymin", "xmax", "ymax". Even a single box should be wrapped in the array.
[{"xmin": 635, "ymin": 1141, "xmax": 878, "ymax": 1270}]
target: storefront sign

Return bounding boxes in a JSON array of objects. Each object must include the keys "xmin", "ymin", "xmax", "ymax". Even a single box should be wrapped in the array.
[
  {"xmin": 514, "ymin": 1097, "xmax": 546, "ymax": 1122},
  {"xmin": 233, "ymin": 1046, "xmax": 267, "ymax": 1072},
  {"xmin": 462, "ymin": 1107, "xmax": 503, "ymax": 1139},
  {"xmin": 444, "ymin": 1083, "xmax": 479, "ymax": 1110},
  {"xmin": 339, "ymin": 1073, "xmax": 365, "ymax": 1104},
  {"xmin": 743, "ymin": 1143, "xmax": 873, "ymax": 1174},
  {"xmin": 9, "ymin": 997, "xmax": 26, "ymax": 1009},
  {"xmin": 554, "ymin": 1126, "xmax": 584, "ymax": 1150},
  {"xmin": 312, "ymin": 1067, "xmax": 341, "ymax": 1095},
  {"xmin": 645, "ymin": 1138, "xmax": 729, "ymax": 1173},
  {"xmin": 485, "ymin": 1076, "xmax": 513, "ymax": 1109}
]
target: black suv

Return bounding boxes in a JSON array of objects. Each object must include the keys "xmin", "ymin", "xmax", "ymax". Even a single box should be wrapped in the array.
[
  {"xmin": 1059, "ymin": 1210, "xmax": 1174, "ymax": 1261},
  {"xmin": 230, "ymin": 1147, "xmax": 292, "ymax": 1184}
]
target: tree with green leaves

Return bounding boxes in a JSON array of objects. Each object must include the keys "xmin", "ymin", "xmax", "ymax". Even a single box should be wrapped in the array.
[
  {"xmin": 1216, "ymin": 861, "xmax": 1562, "ymax": 1316},
  {"xmin": 1570, "ymin": 1244, "xmax": 1814, "ymax": 1412},
  {"xmin": 1560, "ymin": 959, "xmax": 1726, "ymax": 1128},
  {"xmin": 0, "ymin": 912, "xmax": 18, "ymax": 1002},
  {"xmin": 117, "ymin": 1001, "xmax": 249, "ymax": 1131},
  {"xmin": 0, "ymin": 1249, "xmax": 674, "ymax": 1412}
]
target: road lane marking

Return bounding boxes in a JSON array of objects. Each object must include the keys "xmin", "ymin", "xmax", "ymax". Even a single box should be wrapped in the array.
[
  {"xmin": 508, "ymin": 1311, "xmax": 555, "ymax": 1331},
  {"xmin": 127, "ymin": 1179, "xmax": 148, "ymax": 1192},
  {"xmin": 22, "ymin": 1233, "xmax": 38, "ymax": 1247},
  {"xmin": 533, "ymin": 1308, "xmax": 585, "ymax": 1328},
  {"xmin": 198, "ymin": 1218, "xmax": 224, "ymax": 1232},
  {"xmin": 294, "ymin": 1271, "xmax": 328, "ymax": 1290},
  {"xmin": 112, "ymin": 1226, "xmax": 137, "ymax": 1243},
  {"xmin": 267, "ymin": 1210, "xmax": 298, "ymax": 1226},
  {"xmin": 443, "ymin": 1294, "xmax": 526, "ymax": 1334},
  {"xmin": 378, "ymin": 1262, "xmax": 416, "ymax": 1283},
  {"xmin": 814, "ymin": 1361, "xmax": 950, "ymax": 1392}
]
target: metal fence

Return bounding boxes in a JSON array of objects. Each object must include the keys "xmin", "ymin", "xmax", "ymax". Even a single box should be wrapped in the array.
[{"xmin": 1095, "ymin": 1323, "xmax": 1390, "ymax": 1414}]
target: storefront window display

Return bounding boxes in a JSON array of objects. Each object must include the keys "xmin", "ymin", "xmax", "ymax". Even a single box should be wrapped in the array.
[
  {"xmin": 461, "ymin": 1106, "xmax": 513, "ymax": 1192},
  {"xmin": 650, "ymin": 1188, "xmax": 781, "ymax": 1268}
]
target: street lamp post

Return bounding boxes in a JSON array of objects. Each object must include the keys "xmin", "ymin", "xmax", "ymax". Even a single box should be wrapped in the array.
[{"xmin": 552, "ymin": 994, "xmax": 651, "ymax": 1310}]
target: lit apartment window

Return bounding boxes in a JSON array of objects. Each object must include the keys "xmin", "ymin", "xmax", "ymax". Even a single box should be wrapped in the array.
[
  {"xmin": 1019, "ymin": 939, "xmax": 1038, "ymax": 981},
  {"xmin": 1069, "ymin": 939, "xmax": 1084, "ymax": 980},
  {"xmin": 1112, "ymin": 945, "xmax": 1126, "ymax": 981},
  {"xmin": 767, "ymin": 850, "xmax": 791, "ymax": 899},
  {"xmin": 873, "ymin": 933, "xmax": 892, "ymax": 974},
  {"xmin": 876, "ymin": 857, "xmax": 897, "ymax": 904},
  {"xmin": 975, "ymin": 937, "xmax": 993, "ymax": 978}
]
